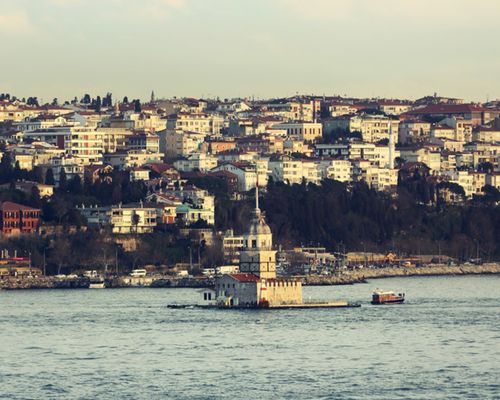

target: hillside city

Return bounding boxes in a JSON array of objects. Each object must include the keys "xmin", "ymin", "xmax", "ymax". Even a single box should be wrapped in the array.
[{"xmin": 0, "ymin": 92, "xmax": 499, "ymax": 282}]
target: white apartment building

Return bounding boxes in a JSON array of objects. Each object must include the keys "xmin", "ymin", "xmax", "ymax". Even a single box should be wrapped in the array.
[
  {"xmin": 272, "ymin": 122, "xmax": 323, "ymax": 142},
  {"xmin": 109, "ymin": 204, "xmax": 157, "ymax": 234},
  {"xmin": 361, "ymin": 166, "xmax": 398, "ymax": 191},
  {"xmin": 399, "ymin": 147, "xmax": 441, "ymax": 172},
  {"xmin": 212, "ymin": 162, "xmax": 257, "ymax": 192},
  {"xmin": 99, "ymin": 127, "xmax": 133, "ymax": 153},
  {"xmin": 24, "ymin": 126, "xmax": 104, "ymax": 165},
  {"xmin": 473, "ymin": 127, "xmax": 500, "ymax": 142},
  {"xmin": 160, "ymin": 129, "xmax": 206, "ymax": 157},
  {"xmin": 377, "ymin": 102, "xmax": 412, "ymax": 115},
  {"xmin": 261, "ymin": 100, "xmax": 319, "ymax": 122},
  {"xmin": 268, "ymin": 155, "xmax": 304, "ymax": 184},
  {"xmin": 398, "ymin": 120, "xmax": 431, "ymax": 144},
  {"xmin": 301, "ymin": 160, "xmax": 321, "ymax": 184},
  {"xmin": 173, "ymin": 152, "xmax": 217, "ymax": 172},
  {"xmin": 324, "ymin": 114, "xmax": 399, "ymax": 144},
  {"xmin": 166, "ymin": 113, "xmax": 225, "ymax": 136},
  {"xmin": 430, "ymin": 126, "xmax": 458, "ymax": 142},
  {"xmin": 442, "ymin": 170, "xmax": 474, "ymax": 197},
  {"xmin": 14, "ymin": 115, "xmax": 70, "ymax": 132},
  {"xmin": 317, "ymin": 159, "xmax": 353, "ymax": 182},
  {"xmin": 104, "ymin": 150, "xmax": 163, "ymax": 170},
  {"xmin": 326, "ymin": 103, "xmax": 358, "ymax": 118}
]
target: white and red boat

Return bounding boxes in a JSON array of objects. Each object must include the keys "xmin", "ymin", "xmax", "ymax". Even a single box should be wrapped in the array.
[{"xmin": 371, "ymin": 289, "xmax": 405, "ymax": 304}]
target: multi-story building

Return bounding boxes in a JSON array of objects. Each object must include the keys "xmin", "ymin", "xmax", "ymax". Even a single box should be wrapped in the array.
[
  {"xmin": 104, "ymin": 150, "xmax": 163, "ymax": 170},
  {"xmin": 268, "ymin": 154, "xmax": 304, "ymax": 184},
  {"xmin": 317, "ymin": 159, "xmax": 353, "ymax": 182},
  {"xmin": 173, "ymin": 152, "xmax": 217, "ymax": 172},
  {"xmin": 272, "ymin": 122, "xmax": 323, "ymax": 142},
  {"xmin": 166, "ymin": 113, "xmax": 224, "ymax": 136},
  {"xmin": 324, "ymin": 114, "xmax": 399, "ymax": 144},
  {"xmin": 360, "ymin": 166, "xmax": 398, "ymax": 191},
  {"xmin": 24, "ymin": 126, "xmax": 104, "ymax": 165},
  {"xmin": 377, "ymin": 101, "xmax": 413, "ymax": 115},
  {"xmin": 99, "ymin": 127, "xmax": 133, "ymax": 153},
  {"xmin": 473, "ymin": 127, "xmax": 500, "ymax": 142},
  {"xmin": 127, "ymin": 132, "xmax": 160, "ymax": 153},
  {"xmin": 0, "ymin": 202, "xmax": 41, "ymax": 236},
  {"xmin": 212, "ymin": 162, "xmax": 258, "ymax": 192},
  {"xmin": 160, "ymin": 129, "xmax": 206, "ymax": 157},
  {"xmin": 398, "ymin": 120, "xmax": 431, "ymax": 144},
  {"xmin": 109, "ymin": 203, "xmax": 157, "ymax": 234}
]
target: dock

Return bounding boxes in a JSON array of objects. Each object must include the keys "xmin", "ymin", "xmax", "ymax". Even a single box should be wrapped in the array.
[
  {"xmin": 268, "ymin": 301, "xmax": 360, "ymax": 309},
  {"xmin": 167, "ymin": 301, "xmax": 361, "ymax": 309}
]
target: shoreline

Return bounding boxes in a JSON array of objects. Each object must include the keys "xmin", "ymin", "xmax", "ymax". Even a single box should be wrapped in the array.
[
  {"xmin": 303, "ymin": 263, "xmax": 500, "ymax": 286},
  {"xmin": 1, "ymin": 263, "xmax": 499, "ymax": 290}
]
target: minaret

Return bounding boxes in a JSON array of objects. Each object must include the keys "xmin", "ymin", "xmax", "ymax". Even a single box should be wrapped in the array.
[
  {"xmin": 389, "ymin": 121, "xmax": 395, "ymax": 169},
  {"xmin": 114, "ymin": 101, "xmax": 120, "ymax": 116}
]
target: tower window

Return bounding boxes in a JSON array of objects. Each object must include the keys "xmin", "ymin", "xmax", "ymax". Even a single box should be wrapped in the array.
[{"xmin": 252, "ymin": 239, "xmax": 257, "ymax": 248}]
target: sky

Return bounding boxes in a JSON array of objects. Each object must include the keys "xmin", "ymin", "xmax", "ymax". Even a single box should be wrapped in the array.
[{"xmin": 1, "ymin": 0, "xmax": 499, "ymax": 102}]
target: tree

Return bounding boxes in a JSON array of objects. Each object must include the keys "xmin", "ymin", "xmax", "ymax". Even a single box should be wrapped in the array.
[
  {"xmin": 95, "ymin": 96, "xmax": 102, "ymax": 112},
  {"xmin": 132, "ymin": 212, "xmax": 140, "ymax": 234},
  {"xmin": 45, "ymin": 168, "xmax": 55, "ymax": 185},
  {"xmin": 134, "ymin": 99, "xmax": 141, "ymax": 113},
  {"xmin": 59, "ymin": 169, "xmax": 68, "ymax": 191},
  {"xmin": 29, "ymin": 186, "xmax": 42, "ymax": 208},
  {"xmin": 68, "ymin": 175, "xmax": 83, "ymax": 195},
  {"xmin": 27, "ymin": 97, "xmax": 39, "ymax": 106},
  {"xmin": 32, "ymin": 166, "xmax": 44, "ymax": 183},
  {"xmin": 52, "ymin": 98, "xmax": 58, "ymax": 106},
  {"xmin": 0, "ymin": 152, "xmax": 13, "ymax": 184},
  {"xmin": 123, "ymin": 96, "xmax": 129, "ymax": 104}
]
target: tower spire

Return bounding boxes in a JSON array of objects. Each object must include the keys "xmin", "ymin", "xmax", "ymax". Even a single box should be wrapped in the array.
[{"xmin": 255, "ymin": 176, "xmax": 259, "ymax": 210}]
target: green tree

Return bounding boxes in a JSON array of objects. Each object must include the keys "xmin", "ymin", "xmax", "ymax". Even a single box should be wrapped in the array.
[
  {"xmin": 59, "ymin": 169, "xmax": 68, "ymax": 191},
  {"xmin": 45, "ymin": 168, "xmax": 55, "ymax": 185}
]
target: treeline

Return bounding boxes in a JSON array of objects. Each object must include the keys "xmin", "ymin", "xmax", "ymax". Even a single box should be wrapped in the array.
[
  {"xmin": 2, "ymin": 230, "xmax": 220, "ymax": 275},
  {"xmin": 204, "ymin": 178, "xmax": 499, "ymax": 261},
  {"xmin": 256, "ymin": 179, "xmax": 500, "ymax": 260}
]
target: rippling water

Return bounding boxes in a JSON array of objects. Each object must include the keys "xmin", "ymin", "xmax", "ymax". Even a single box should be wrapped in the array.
[{"xmin": 1, "ymin": 275, "xmax": 499, "ymax": 399}]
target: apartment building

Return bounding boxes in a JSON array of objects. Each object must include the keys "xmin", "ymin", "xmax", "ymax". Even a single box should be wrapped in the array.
[
  {"xmin": 166, "ymin": 113, "xmax": 224, "ymax": 135},
  {"xmin": 272, "ymin": 122, "xmax": 323, "ymax": 142},
  {"xmin": 317, "ymin": 159, "xmax": 353, "ymax": 182},
  {"xmin": 159, "ymin": 129, "xmax": 206, "ymax": 157},
  {"xmin": 173, "ymin": 152, "xmax": 217, "ymax": 172}
]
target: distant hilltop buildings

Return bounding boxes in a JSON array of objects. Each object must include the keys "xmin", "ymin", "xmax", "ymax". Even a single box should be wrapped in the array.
[{"xmin": 0, "ymin": 91, "xmax": 500, "ymax": 240}]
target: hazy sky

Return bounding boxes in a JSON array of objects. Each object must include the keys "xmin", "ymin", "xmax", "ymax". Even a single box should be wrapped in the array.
[{"xmin": 1, "ymin": 0, "xmax": 499, "ymax": 102}]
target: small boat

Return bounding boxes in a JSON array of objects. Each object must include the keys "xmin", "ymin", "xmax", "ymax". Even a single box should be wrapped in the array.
[
  {"xmin": 371, "ymin": 289, "xmax": 404, "ymax": 304},
  {"xmin": 167, "ymin": 304, "xmax": 195, "ymax": 309},
  {"xmin": 89, "ymin": 276, "xmax": 106, "ymax": 289}
]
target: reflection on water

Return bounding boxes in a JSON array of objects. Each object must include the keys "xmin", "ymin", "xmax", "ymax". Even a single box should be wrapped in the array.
[{"xmin": 1, "ymin": 276, "xmax": 499, "ymax": 399}]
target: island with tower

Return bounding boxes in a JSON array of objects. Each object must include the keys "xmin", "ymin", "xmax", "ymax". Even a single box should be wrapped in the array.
[{"xmin": 201, "ymin": 186, "xmax": 358, "ymax": 309}]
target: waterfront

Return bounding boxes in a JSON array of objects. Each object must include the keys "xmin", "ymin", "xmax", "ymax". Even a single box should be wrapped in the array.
[{"xmin": 1, "ymin": 276, "xmax": 499, "ymax": 399}]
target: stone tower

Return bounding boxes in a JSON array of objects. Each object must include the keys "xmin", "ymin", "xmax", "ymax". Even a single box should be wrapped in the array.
[{"xmin": 239, "ymin": 185, "xmax": 277, "ymax": 279}]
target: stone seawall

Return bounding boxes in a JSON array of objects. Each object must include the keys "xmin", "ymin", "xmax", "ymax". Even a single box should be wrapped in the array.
[
  {"xmin": 303, "ymin": 263, "xmax": 500, "ymax": 286},
  {"xmin": 0, "ymin": 276, "xmax": 90, "ymax": 290}
]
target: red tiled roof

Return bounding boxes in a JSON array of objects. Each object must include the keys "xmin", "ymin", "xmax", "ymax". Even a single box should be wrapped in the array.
[
  {"xmin": 406, "ymin": 104, "xmax": 488, "ymax": 115},
  {"xmin": 229, "ymin": 273, "xmax": 260, "ymax": 282},
  {"xmin": 0, "ymin": 202, "xmax": 40, "ymax": 212}
]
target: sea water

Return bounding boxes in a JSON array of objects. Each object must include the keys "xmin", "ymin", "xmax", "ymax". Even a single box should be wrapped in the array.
[{"xmin": 1, "ymin": 275, "xmax": 499, "ymax": 399}]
